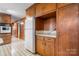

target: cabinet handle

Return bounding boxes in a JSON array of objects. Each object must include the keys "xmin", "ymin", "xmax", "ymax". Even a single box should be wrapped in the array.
[
  {"xmin": 42, "ymin": 42, "xmax": 44, "ymax": 45},
  {"xmin": 44, "ymin": 42, "xmax": 46, "ymax": 46}
]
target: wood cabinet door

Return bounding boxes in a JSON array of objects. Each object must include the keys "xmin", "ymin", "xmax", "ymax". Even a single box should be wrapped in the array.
[
  {"xmin": 57, "ymin": 3, "xmax": 70, "ymax": 8},
  {"xmin": 56, "ymin": 4, "xmax": 79, "ymax": 56},
  {"xmin": 26, "ymin": 5, "xmax": 36, "ymax": 16},
  {"xmin": 43, "ymin": 3, "xmax": 56, "ymax": 13},
  {"xmin": 45, "ymin": 37, "xmax": 55, "ymax": 56},
  {"xmin": 36, "ymin": 3, "xmax": 56, "ymax": 17},
  {"xmin": 2, "ymin": 15, "xmax": 11, "ymax": 23},
  {"xmin": 3, "ymin": 35, "xmax": 11, "ymax": 44},
  {"xmin": 0, "ymin": 15, "xmax": 11, "ymax": 23},
  {"xmin": 36, "ymin": 4, "xmax": 44, "ymax": 17},
  {"xmin": 50, "ymin": 38, "xmax": 55, "ymax": 56},
  {"xmin": 36, "ymin": 36, "xmax": 45, "ymax": 55}
]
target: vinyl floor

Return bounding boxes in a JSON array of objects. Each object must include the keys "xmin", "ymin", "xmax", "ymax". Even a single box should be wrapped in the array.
[{"xmin": 0, "ymin": 36, "xmax": 39, "ymax": 56}]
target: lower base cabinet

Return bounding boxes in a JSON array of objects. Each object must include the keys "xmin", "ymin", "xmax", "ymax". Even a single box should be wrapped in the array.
[
  {"xmin": 3, "ymin": 35, "xmax": 11, "ymax": 44},
  {"xmin": 36, "ymin": 36, "xmax": 55, "ymax": 56},
  {"xmin": 45, "ymin": 37, "xmax": 55, "ymax": 56},
  {"xmin": 36, "ymin": 36, "xmax": 45, "ymax": 55}
]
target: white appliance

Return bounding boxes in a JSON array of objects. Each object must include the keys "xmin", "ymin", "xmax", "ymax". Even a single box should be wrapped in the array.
[
  {"xmin": 0, "ymin": 26, "xmax": 11, "ymax": 33},
  {"xmin": 24, "ymin": 16, "xmax": 35, "ymax": 53}
]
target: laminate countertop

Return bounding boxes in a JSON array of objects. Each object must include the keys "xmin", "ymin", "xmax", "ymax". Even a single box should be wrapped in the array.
[{"xmin": 36, "ymin": 34, "xmax": 56, "ymax": 38}]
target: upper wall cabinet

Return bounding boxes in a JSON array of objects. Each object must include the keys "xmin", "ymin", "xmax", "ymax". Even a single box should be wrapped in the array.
[
  {"xmin": 2, "ymin": 15, "xmax": 11, "ymax": 23},
  {"xmin": 57, "ymin": 3, "xmax": 71, "ymax": 8},
  {"xmin": 26, "ymin": 5, "xmax": 36, "ymax": 17},
  {"xmin": 0, "ymin": 14, "xmax": 11, "ymax": 23},
  {"xmin": 36, "ymin": 3, "xmax": 56, "ymax": 17}
]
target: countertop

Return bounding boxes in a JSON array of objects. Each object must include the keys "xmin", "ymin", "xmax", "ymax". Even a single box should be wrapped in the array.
[
  {"xmin": 36, "ymin": 34, "xmax": 56, "ymax": 38},
  {"xmin": 36, "ymin": 31, "xmax": 56, "ymax": 38}
]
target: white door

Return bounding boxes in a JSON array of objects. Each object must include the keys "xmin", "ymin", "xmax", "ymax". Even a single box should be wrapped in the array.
[
  {"xmin": 25, "ymin": 29, "xmax": 35, "ymax": 53},
  {"xmin": 25, "ymin": 17, "xmax": 34, "ymax": 29},
  {"xmin": 24, "ymin": 16, "xmax": 35, "ymax": 53}
]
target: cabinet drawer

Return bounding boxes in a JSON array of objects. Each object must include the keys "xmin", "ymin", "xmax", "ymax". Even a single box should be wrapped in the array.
[
  {"xmin": 36, "ymin": 36, "xmax": 44, "ymax": 40},
  {"xmin": 45, "ymin": 37, "xmax": 55, "ymax": 41}
]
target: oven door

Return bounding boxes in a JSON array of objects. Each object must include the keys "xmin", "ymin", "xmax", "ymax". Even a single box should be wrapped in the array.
[{"xmin": 0, "ymin": 26, "xmax": 11, "ymax": 33}]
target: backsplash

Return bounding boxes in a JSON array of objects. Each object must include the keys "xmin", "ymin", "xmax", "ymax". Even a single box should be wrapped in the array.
[{"xmin": 44, "ymin": 17, "xmax": 56, "ymax": 31}]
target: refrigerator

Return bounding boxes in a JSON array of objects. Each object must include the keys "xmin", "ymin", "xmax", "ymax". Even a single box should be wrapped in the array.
[{"xmin": 24, "ymin": 16, "xmax": 35, "ymax": 53}]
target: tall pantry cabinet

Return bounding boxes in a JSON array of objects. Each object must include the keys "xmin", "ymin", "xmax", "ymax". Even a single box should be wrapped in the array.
[{"xmin": 56, "ymin": 4, "xmax": 79, "ymax": 56}]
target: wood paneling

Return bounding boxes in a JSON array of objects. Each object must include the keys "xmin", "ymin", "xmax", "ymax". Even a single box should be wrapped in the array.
[
  {"xmin": 20, "ymin": 21, "xmax": 25, "ymax": 39},
  {"xmin": 56, "ymin": 4, "xmax": 79, "ymax": 56},
  {"xmin": 12, "ymin": 23, "xmax": 18, "ymax": 38},
  {"xmin": 13, "ymin": 23, "xmax": 18, "ymax": 38}
]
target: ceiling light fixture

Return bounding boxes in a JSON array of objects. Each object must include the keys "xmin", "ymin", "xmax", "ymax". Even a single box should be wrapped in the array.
[{"xmin": 20, "ymin": 22, "xmax": 24, "ymax": 25}]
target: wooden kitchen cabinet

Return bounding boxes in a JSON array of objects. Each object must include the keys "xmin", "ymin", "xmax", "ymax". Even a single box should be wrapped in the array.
[
  {"xmin": 56, "ymin": 4, "xmax": 79, "ymax": 56},
  {"xmin": 36, "ymin": 36, "xmax": 45, "ymax": 55},
  {"xmin": 3, "ymin": 34, "xmax": 11, "ymax": 44},
  {"xmin": 26, "ymin": 3, "xmax": 79, "ymax": 56},
  {"xmin": 44, "ymin": 37, "xmax": 55, "ymax": 56},
  {"xmin": 36, "ymin": 4, "xmax": 43, "ymax": 17},
  {"xmin": 0, "ymin": 14, "xmax": 11, "ymax": 23},
  {"xmin": 57, "ymin": 3, "xmax": 71, "ymax": 8},
  {"xmin": 36, "ymin": 3, "xmax": 56, "ymax": 17},
  {"xmin": 26, "ymin": 4, "xmax": 36, "ymax": 16},
  {"xmin": 2, "ymin": 15, "xmax": 11, "ymax": 23},
  {"xmin": 36, "ymin": 35, "xmax": 55, "ymax": 56}
]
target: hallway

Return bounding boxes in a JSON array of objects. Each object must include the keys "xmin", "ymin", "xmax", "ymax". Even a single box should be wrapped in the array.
[{"xmin": 0, "ymin": 36, "xmax": 39, "ymax": 56}]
